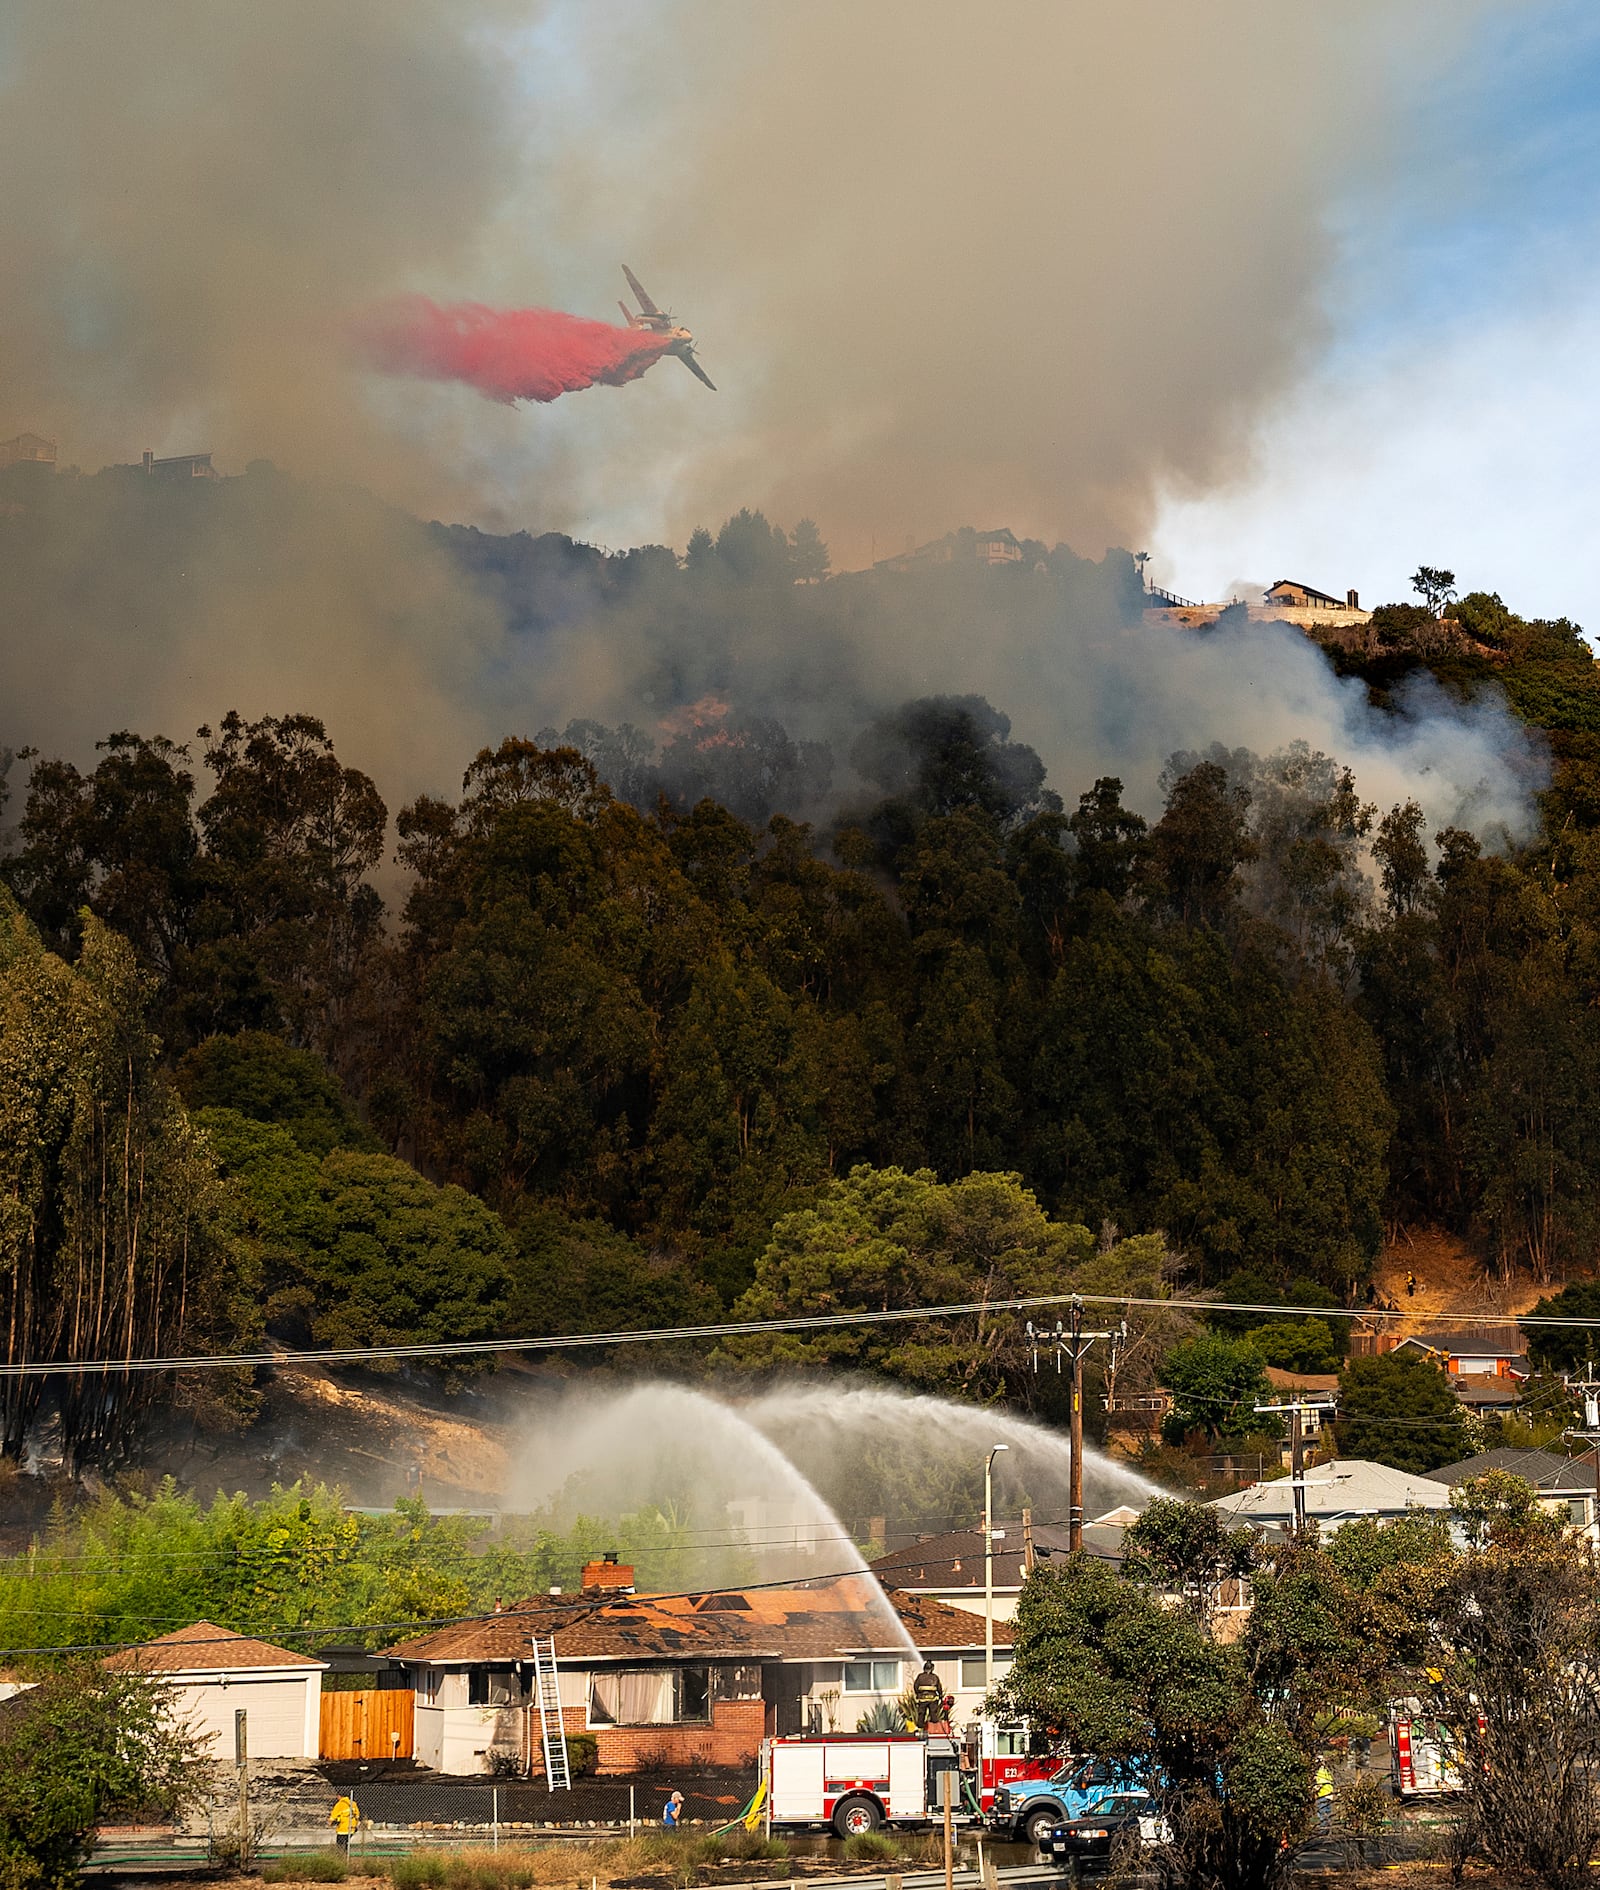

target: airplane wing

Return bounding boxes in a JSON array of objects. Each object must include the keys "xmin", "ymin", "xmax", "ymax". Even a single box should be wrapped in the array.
[
  {"xmin": 680, "ymin": 351, "xmax": 717, "ymax": 391},
  {"xmin": 622, "ymin": 264, "xmax": 663, "ymax": 318}
]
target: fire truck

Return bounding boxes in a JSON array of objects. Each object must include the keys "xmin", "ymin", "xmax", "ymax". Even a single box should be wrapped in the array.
[
  {"xmin": 1388, "ymin": 1702, "xmax": 1466, "ymax": 1798},
  {"xmin": 763, "ymin": 1732, "xmax": 967, "ymax": 1836},
  {"xmin": 976, "ymin": 1722, "xmax": 1061, "ymax": 1813}
]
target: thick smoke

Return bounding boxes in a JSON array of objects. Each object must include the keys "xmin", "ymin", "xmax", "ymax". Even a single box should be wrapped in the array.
[
  {"xmin": 0, "ymin": 0, "xmax": 1527, "ymax": 839},
  {"xmin": 354, "ymin": 298, "xmax": 672, "ymax": 405}
]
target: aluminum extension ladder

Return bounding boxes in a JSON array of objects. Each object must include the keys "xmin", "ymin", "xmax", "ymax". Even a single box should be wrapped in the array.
[{"xmin": 530, "ymin": 1636, "xmax": 571, "ymax": 1791}]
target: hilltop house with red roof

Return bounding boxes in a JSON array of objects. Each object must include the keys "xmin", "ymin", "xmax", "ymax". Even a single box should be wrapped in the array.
[
  {"xmin": 385, "ymin": 1560, "xmax": 1014, "ymax": 1777},
  {"xmin": 104, "ymin": 1622, "xmax": 327, "ymax": 1761}
]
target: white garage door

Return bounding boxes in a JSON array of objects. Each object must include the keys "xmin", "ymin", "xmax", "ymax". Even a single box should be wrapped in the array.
[{"xmin": 183, "ymin": 1677, "xmax": 312, "ymax": 1759}]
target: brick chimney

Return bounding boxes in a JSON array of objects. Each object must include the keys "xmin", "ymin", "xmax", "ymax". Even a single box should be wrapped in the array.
[
  {"xmin": 1347, "ymin": 588, "xmax": 1360, "ymax": 609},
  {"xmin": 581, "ymin": 1551, "xmax": 635, "ymax": 1595}
]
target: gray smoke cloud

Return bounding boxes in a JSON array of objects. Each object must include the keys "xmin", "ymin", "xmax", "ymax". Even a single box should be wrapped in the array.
[{"xmin": 0, "ymin": 0, "xmax": 1527, "ymax": 838}]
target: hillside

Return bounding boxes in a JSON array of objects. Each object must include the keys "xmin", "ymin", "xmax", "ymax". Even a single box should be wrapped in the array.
[{"xmin": 4, "ymin": 474, "xmax": 1600, "ymax": 1473}]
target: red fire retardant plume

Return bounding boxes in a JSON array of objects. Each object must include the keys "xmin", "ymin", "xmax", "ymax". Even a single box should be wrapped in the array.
[{"xmin": 353, "ymin": 297, "xmax": 673, "ymax": 404}]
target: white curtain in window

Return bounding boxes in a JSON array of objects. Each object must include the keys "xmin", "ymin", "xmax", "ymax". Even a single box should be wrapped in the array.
[{"xmin": 590, "ymin": 1670, "xmax": 675, "ymax": 1724}]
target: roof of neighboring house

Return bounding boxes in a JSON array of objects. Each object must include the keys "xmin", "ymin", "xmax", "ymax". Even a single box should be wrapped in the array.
[
  {"xmin": 1424, "ymin": 1448, "xmax": 1596, "ymax": 1493},
  {"xmin": 1450, "ymin": 1373, "xmax": 1523, "ymax": 1408},
  {"xmin": 1394, "ymin": 1327, "xmax": 1526, "ymax": 1357},
  {"xmin": 104, "ymin": 1621, "xmax": 326, "ymax": 1674},
  {"xmin": 870, "ymin": 1519, "xmax": 1127, "ymax": 1593},
  {"xmin": 1209, "ymin": 1460, "xmax": 1453, "ymax": 1526},
  {"xmin": 1263, "ymin": 1368, "xmax": 1340, "ymax": 1395},
  {"xmin": 385, "ymin": 1580, "xmax": 1013, "ymax": 1667},
  {"xmin": 1266, "ymin": 578, "xmax": 1342, "ymax": 604}
]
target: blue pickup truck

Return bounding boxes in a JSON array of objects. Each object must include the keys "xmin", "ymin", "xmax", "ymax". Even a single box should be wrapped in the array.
[{"xmin": 988, "ymin": 1759, "xmax": 1138, "ymax": 1845}]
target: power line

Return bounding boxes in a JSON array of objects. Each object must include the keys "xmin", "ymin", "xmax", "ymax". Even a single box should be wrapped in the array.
[
  {"xmin": 0, "ymin": 1290, "xmax": 1575, "ymax": 1379},
  {"xmin": 0, "ymin": 1551, "xmax": 1004, "ymax": 1659}
]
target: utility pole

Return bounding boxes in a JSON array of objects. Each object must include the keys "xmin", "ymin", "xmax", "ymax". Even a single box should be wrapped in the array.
[
  {"xmin": 234, "ymin": 1709, "xmax": 251, "ymax": 1868},
  {"xmin": 984, "ymin": 1444, "xmax": 1009, "ymax": 1692},
  {"xmin": 941, "ymin": 1766, "xmax": 956, "ymax": 1890},
  {"xmin": 1563, "ymin": 1362, "xmax": 1600, "ymax": 1550},
  {"xmin": 1253, "ymin": 1399, "xmax": 1337, "ymax": 1535},
  {"xmin": 1028, "ymin": 1297, "xmax": 1123, "ymax": 1549}
]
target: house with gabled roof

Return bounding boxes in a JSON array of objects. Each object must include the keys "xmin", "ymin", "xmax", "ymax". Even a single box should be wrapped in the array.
[
  {"xmin": 1391, "ymin": 1326, "xmax": 1528, "ymax": 1379},
  {"xmin": 1424, "ymin": 1447, "xmax": 1600, "ymax": 1541},
  {"xmin": 385, "ymin": 1560, "xmax": 1014, "ymax": 1778},
  {"xmin": 868, "ymin": 1516, "xmax": 1128, "ymax": 1625},
  {"xmin": 104, "ymin": 1622, "xmax": 326, "ymax": 1761}
]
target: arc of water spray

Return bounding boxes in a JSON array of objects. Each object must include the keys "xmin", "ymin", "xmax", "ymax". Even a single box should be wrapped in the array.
[{"xmin": 505, "ymin": 1382, "xmax": 919, "ymax": 1656}]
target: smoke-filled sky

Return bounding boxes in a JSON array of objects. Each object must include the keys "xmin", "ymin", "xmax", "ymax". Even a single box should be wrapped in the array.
[{"xmin": 0, "ymin": 0, "xmax": 1584, "ymax": 825}]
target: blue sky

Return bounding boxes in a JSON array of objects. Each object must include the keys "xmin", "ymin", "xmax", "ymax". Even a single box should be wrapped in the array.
[{"xmin": 1153, "ymin": 4, "xmax": 1600, "ymax": 629}]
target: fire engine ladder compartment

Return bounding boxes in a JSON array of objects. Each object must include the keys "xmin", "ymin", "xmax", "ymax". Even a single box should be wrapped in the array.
[{"xmin": 531, "ymin": 1636, "xmax": 570, "ymax": 1791}]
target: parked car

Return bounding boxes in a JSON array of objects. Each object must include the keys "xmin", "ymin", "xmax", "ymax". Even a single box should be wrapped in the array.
[{"xmin": 1040, "ymin": 1794, "xmax": 1171, "ymax": 1871}]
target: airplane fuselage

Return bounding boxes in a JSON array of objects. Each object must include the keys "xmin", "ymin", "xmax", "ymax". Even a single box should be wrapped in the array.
[{"xmin": 619, "ymin": 267, "xmax": 715, "ymax": 389}]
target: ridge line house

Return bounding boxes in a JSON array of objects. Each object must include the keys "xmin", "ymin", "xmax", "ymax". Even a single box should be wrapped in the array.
[{"xmin": 385, "ymin": 1560, "xmax": 1015, "ymax": 1778}]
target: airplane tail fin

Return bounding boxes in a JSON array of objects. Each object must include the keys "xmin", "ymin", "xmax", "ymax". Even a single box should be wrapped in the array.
[{"xmin": 619, "ymin": 301, "xmax": 638, "ymax": 327}]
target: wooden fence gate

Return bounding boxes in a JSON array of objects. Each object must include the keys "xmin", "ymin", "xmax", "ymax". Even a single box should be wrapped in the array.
[{"xmin": 320, "ymin": 1687, "xmax": 415, "ymax": 1760}]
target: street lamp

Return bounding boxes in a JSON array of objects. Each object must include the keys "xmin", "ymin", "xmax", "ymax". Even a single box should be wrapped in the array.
[{"xmin": 984, "ymin": 1444, "xmax": 1010, "ymax": 1693}]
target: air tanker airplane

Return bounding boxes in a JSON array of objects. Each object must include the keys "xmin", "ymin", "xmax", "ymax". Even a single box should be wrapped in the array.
[{"xmin": 619, "ymin": 264, "xmax": 717, "ymax": 390}]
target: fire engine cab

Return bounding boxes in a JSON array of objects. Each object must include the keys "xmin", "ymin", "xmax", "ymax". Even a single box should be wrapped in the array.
[
  {"xmin": 976, "ymin": 1723, "xmax": 1058, "ymax": 1813},
  {"xmin": 763, "ymin": 1732, "xmax": 965, "ymax": 1836}
]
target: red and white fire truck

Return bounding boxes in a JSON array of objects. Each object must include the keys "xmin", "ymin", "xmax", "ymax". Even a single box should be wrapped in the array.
[
  {"xmin": 1388, "ymin": 1702, "xmax": 1465, "ymax": 1798},
  {"xmin": 763, "ymin": 1732, "xmax": 967, "ymax": 1836},
  {"xmin": 976, "ymin": 1722, "xmax": 1059, "ymax": 1813}
]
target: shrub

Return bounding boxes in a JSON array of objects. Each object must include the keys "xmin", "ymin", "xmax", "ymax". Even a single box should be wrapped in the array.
[
  {"xmin": 0, "ymin": 1666, "xmax": 209, "ymax": 1889},
  {"xmin": 564, "ymin": 1731, "xmax": 599, "ymax": 1777},
  {"xmin": 264, "ymin": 1852, "xmax": 348, "ymax": 1883},
  {"xmin": 844, "ymin": 1832, "xmax": 901, "ymax": 1861},
  {"xmin": 389, "ymin": 1855, "xmax": 449, "ymax": 1890}
]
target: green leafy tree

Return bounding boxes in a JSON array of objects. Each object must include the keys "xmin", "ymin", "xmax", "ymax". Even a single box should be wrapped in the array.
[
  {"xmin": 0, "ymin": 1665, "xmax": 209, "ymax": 1890},
  {"xmin": 1161, "ymin": 1334, "xmax": 1275, "ymax": 1442},
  {"xmin": 998, "ymin": 1538, "xmax": 1374, "ymax": 1890},
  {"xmin": 198, "ymin": 1107, "xmax": 512, "ymax": 1353},
  {"xmin": 1522, "ymin": 1282, "xmax": 1600, "ymax": 1374},
  {"xmin": 1120, "ymin": 1495, "xmax": 1259, "ymax": 1626},
  {"xmin": 719, "ymin": 1164, "xmax": 1169, "ymax": 1408},
  {"xmin": 1410, "ymin": 566, "xmax": 1458, "ymax": 615},
  {"xmin": 177, "ymin": 1030, "xmax": 376, "ymax": 1156},
  {"xmin": 506, "ymin": 1206, "xmax": 720, "ymax": 1344},
  {"xmin": 1242, "ymin": 1319, "xmax": 1339, "ymax": 1375},
  {"xmin": 1333, "ymin": 1352, "xmax": 1468, "ymax": 1473},
  {"xmin": 0, "ymin": 895, "xmax": 256, "ymax": 1470}
]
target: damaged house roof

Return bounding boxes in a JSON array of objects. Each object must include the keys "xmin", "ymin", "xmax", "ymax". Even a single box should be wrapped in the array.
[{"xmin": 386, "ymin": 1578, "xmax": 1014, "ymax": 1666}]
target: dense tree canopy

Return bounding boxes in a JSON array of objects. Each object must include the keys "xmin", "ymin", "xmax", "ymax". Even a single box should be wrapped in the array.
[
  {"xmin": 1332, "ymin": 1352, "xmax": 1470, "ymax": 1473},
  {"xmin": 7, "ymin": 523, "xmax": 1600, "ymax": 1465},
  {"xmin": 0, "ymin": 894, "xmax": 256, "ymax": 1469}
]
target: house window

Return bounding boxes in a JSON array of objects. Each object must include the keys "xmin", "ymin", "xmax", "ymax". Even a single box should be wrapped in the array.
[
  {"xmin": 712, "ymin": 1664, "xmax": 763, "ymax": 1701},
  {"xmin": 960, "ymin": 1656, "xmax": 1011, "ymax": 1688},
  {"xmin": 418, "ymin": 1670, "xmax": 441, "ymax": 1705},
  {"xmin": 843, "ymin": 1659, "xmax": 901, "ymax": 1693},
  {"xmin": 464, "ymin": 1667, "xmax": 521, "ymax": 1707},
  {"xmin": 676, "ymin": 1667, "xmax": 710, "ymax": 1722},
  {"xmin": 588, "ymin": 1668, "xmax": 711, "ymax": 1726}
]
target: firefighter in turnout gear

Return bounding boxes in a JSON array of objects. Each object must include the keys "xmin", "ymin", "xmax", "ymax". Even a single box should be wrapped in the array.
[{"xmin": 912, "ymin": 1660, "xmax": 944, "ymax": 1729}]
